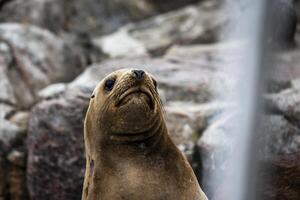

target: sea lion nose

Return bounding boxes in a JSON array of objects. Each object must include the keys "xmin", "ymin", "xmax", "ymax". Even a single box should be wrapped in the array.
[{"xmin": 132, "ymin": 69, "xmax": 145, "ymax": 80}]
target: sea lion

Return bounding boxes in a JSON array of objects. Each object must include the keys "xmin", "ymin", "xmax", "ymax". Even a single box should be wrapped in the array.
[{"xmin": 82, "ymin": 69, "xmax": 208, "ymax": 200}]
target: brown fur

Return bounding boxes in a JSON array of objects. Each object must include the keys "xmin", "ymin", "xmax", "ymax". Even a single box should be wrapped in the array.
[{"xmin": 82, "ymin": 69, "xmax": 208, "ymax": 200}]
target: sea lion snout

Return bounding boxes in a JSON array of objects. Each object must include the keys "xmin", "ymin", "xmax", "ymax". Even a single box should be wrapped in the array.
[{"xmin": 132, "ymin": 69, "xmax": 145, "ymax": 80}]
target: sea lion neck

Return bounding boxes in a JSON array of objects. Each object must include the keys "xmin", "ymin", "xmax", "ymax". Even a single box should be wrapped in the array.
[{"xmin": 104, "ymin": 116, "xmax": 167, "ymax": 154}]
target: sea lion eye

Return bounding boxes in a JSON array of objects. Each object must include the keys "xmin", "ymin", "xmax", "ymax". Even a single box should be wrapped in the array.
[
  {"xmin": 91, "ymin": 94, "xmax": 95, "ymax": 98},
  {"xmin": 104, "ymin": 79, "xmax": 116, "ymax": 91}
]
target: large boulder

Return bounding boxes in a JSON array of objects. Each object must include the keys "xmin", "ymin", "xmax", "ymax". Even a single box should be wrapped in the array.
[
  {"xmin": 0, "ymin": 0, "xmax": 202, "ymax": 36},
  {"xmin": 27, "ymin": 89, "xmax": 89, "ymax": 200},
  {"xmin": 0, "ymin": 22, "xmax": 92, "ymax": 200},
  {"xmin": 93, "ymin": 0, "xmax": 228, "ymax": 56},
  {"xmin": 0, "ymin": 23, "xmax": 86, "ymax": 108},
  {"xmin": 266, "ymin": 78, "xmax": 300, "ymax": 123}
]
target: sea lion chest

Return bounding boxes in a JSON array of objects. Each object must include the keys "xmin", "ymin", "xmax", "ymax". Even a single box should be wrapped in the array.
[{"xmin": 90, "ymin": 149, "xmax": 200, "ymax": 200}]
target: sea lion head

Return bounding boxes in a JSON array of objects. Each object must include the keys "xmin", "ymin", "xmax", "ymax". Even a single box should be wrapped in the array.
[{"xmin": 85, "ymin": 68, "xmax": 163, "ymax": 144}]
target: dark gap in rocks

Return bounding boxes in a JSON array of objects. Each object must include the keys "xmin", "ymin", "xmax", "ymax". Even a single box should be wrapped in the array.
[
  {"xmin": 0, "ymin": 0, "xmax": 13, "ymax": 11},
  {"xmin": 0, "ymin": 99, "xmax": 15, "ymax": 107}
]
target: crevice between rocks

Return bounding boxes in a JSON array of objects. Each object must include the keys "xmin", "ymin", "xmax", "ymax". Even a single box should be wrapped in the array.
[{"xmin": 0, "ymin": 0, "xmax": 13, "ymax": 11}]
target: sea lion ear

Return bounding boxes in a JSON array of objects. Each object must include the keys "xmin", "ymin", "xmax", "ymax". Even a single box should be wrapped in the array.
[{"xmin": 152, "ymin": 78, "xmax": 157, "ymax": 90}]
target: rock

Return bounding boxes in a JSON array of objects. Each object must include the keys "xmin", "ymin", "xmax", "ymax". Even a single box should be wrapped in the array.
[
  {"xmin": 0, "ymin": 23, "xmax": 86, "ymax": 108},
  {"xmin": 38, "ymin": 83, "xmax": 67, "ymax": 100},
  {"xmin": 93, "ymin": 29, "xmax": 147, "ymax": 58},
  {"xmin": 165, "ymin": 102, "xmax": 231, "ymax": 166},
  {"xmin": 27, "ymin": 89, "xmax": 89, "ymax": 200},
  {"xmin": 197, "ymin": 113, "xmax": 300, "ymax": 199},
  {"xmin": 266, "ymin": 0, "xmax": 297, "ymax": 48},
  {"xmin": 7, "ymin": 150, "xmax": 25, "ymax": 168},
  {"xmin": 7, "ymin": 162, "xmax": 28, "ymax": 200},
  {"xmin": 7, "ymin": 149, "xmax": 28, "ymax": 200},
  {"xmin": 0, "ymin": 112, "xmax": 28, "ymax": 200},
  {"xmin": 0, "ymin": 119, "xmax": 21, "ymax": 149},
  {"xmin": 93, "ymin": 0, "xmax": 228, "ymax": 56},
  {"xmin": 0, "ymin": 0, "xmax": 202, "ymax": 36},
  {"xmin": 64, "ymin": 43, "xmax": 239, "ymax": 104},
  {"xmin": 271, "ymin": 49, "xmax": 300, "ymax": 82},
  {"xmin": 258, "ymin": 115, "xmax": 300, "ymax": 158},
  {"xmin": 72, "ymin": 60, "xmax": 212, "ymax": 103},
  {"xmin": 8, "ymin": 111, "xmax": 30, "ymax": 133},
  {"xmin": 265, "ymin": 82, "xmax": 300, "ymax": 124},
  {"xmin": 257, "ymin": 153, "xmax": 300, "ymax": 200},
  {"xmin": 0, "ymin": 43, "xmax": 17, "ymax": 106},
  {"xmin": 0, "ymin": 156, "xmax": 6, "ymax": 200}
]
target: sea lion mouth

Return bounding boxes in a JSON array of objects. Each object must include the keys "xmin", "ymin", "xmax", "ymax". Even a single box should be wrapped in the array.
[{"xmin": 116, "ymin": 87, "xmax": 154, "ymax": 109}]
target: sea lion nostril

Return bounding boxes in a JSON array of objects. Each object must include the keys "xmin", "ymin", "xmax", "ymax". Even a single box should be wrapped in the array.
[{"xmin": 132, "ymin": 69, "xmax": 145, "ymax": 80}]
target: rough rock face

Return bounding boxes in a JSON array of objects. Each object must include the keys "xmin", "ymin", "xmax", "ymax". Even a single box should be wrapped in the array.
[
  {"xmin": 266, "ymin": 0, "xmax": 297, "ymax": 48},
  {"xmin": 0, "ymin": 23, "xmax": 86, "ymax": 108},
  {"xmin": 257, "ymin": 153, "xmax": 300, "ymax": 200},
  {"xmin": 94, "ymin": 0, "xmax": 228, "ymax": 56},
  {"xmin": 7, "ymin": 149, "xmax": 28, "ymax": 200},
  {"xmin": 0, "ymin": 0, "xmax": 202, "ymax": 36},
  {"xmin": 266, "ymin": 80, "xmax": 300, "ymax": 123},
  {"xmin": 0, "ymin": 23, "xmax": 90, "ymax": 200},
  {"xmin": 27, "ymin": 90, "xmax": 89, "ymax": 200}
]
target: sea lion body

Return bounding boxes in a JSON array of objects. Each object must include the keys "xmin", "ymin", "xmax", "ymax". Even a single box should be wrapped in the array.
[{"xmin": 82, "ymin": 69, "xmax": 207, "ymax": 200}]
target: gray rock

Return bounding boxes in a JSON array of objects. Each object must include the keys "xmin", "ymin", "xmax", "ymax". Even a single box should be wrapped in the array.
[
  {"xmin": 265, "ymin": 83, "xmax": 300, "ymax": 123},
  {"xmin": 7, "ymin": 149, "xmax": 28, "ymax": 200},
  {"xmin": 266, "ymin": 0, "xmax": 297, "ymax": 48},
  {"xmin": 165, "ymin": 102, "xmax": 231, "ymax": 165},
  {"xmin": 93, "ymin": 0, "xmax": 227, "ymax": 56},
  {"xmin": 38, "ymin": 83, "xmax": 67, "ymax": 100},
  {"xmin": 93, "ymin": 29, "xmax": 148, "ymax": 58},
  {"xmin": 7, "ymin": 150, "xmax": 25, "ymax": 168},
  {"xmin": 0, "ymin": 119, "xmax": 20, "ymax": 148},
  {"xmin": 0, "ymin": 0, "xmax": 202, "ymax": 36},
  {"xmin": 0, "ymin": 156, "xmax": 5, "ymax": 200},
  {"xmin": 8, "ymin": 111, "xmax": 30, "ymax": 133},
  {"xmin": 296, "ymin": 0, "xmax": 300, "ymax": 24},
  {"xmin": 69, "ymin": 56, "xmax": 219, "ymax": 103},
  {"xmin": 269, "ymin": 49, "xmax": 300, "ymax": 84},
  {"xmin": 27, "ymin": 92, "xmax": 89, "ymax": 200},
  {"xmin": 258, "ymin": 115, "xmax": 300, "ymax": 158},
  {"xmin": 0, "ymin": 23, "xmax": 86, "ymax": 108}
]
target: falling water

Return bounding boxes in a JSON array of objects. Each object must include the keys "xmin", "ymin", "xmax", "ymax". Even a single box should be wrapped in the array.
[{"xmin": 214, "ymin": 0, "xmax": 268, "ymax": 199}]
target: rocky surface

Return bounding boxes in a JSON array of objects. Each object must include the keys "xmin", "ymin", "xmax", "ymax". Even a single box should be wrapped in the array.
[
  {"xmin": 94, "ymin": 0, "xmax": 228, "ymax": 56},
  {"xmin": 0, "ymin": 0, "xmax": 202, "ymax": 36},
  {"xmin": 27, "ymin": 93, "xmax": 88, "ymax": 200},
  {"xmin": 0, "ymin": 23, "xmax": 87, "ymax": 108}
]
